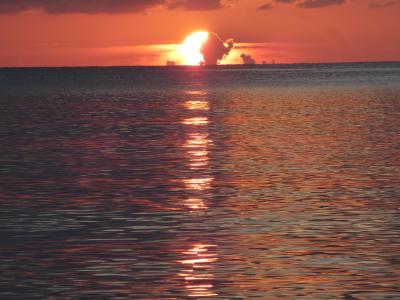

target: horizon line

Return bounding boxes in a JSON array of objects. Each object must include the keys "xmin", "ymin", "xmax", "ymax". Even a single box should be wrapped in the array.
[{"xmin": 1, "ymin": 60, "xmax": 400, "ymax": 69}]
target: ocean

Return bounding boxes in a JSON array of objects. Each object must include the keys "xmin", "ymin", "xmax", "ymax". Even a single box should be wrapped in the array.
[{"xmin": 1, "ymin": 63, "xmax": 400, "ymax": 299}]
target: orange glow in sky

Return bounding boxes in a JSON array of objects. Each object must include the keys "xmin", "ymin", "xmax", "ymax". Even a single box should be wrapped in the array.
[{"xmin": 0, "ymin": 0, "xmax": 399, "ymax": 66}]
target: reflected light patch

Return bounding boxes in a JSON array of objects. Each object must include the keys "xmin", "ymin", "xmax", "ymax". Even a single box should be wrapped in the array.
[
  {"xmin": 182, "ymin": 117, "xmax": 209, "ymax": 125},
  {"xmin": 188, "ymin": 154, "xmax": 209, "ymax": 169},
  {"xmin": 184, "ymin": 101, "xmax": 209, "ymax": 110},
  {"xmin": 185, "ymin": 91, "xmax": 208, "ymax": 96},
  {"xmin": 179, "ymin": 244, "xmax": 218, "ymax": 297},
  {"xmin": 183, "ymin": 177, "xmax": 213, "ymax": 190},
  {"xmin": 184, "ymin": 198, "xmax": 207, "ymax": 211},
  {"xmin": 184, "ymin": 132, "xmax": 211, "ymax": 169},
  {"xmin": 188, "ymin": 150, "xmax": 208, "ymax": 157},
  {"xmin": 183, "ymin": 133, "xmax": 211, "ymax": 148},
  {"xmin": 189, "ymin": 160, "xmax": 208, "ymax": 169}
]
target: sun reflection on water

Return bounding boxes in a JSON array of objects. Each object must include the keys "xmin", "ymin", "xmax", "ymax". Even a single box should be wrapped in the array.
[
  {"xmin": 178, "ymin": 244, "xmax": 218, "ymax": 297},
  {"xmin": 183, "ymin": 177, "xmax": 213, "ymax": 191},
  {"xmin": 182, "ymin": 117, "xmax": 209, "ymax": 126},
  {"xmin": 184, "ymin": 101, "xmax": 210, "ymax": 111},
  {"xmin": 183, "ymin": 133, "xmax": 212, "ymax": 170},
  {"xmin": 181, "ymin": 90, "xmax": 214, "ymax": 195},
  {"xmin": 184, "ymin": 198, "xmax": 208, "ymax": 211},
  {"xmin": 178, "ymin": 90, "xmax": 218, "ymax": 297},
  {"xmin": 183, "ymin": 133, "xmax": 211, "ymax": 148}
]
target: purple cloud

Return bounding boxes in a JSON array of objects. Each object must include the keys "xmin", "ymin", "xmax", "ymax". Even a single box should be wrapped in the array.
[
  {"xmin": 240, "ymin": 53, "xmax": 256, "ymax": 64},
  {"xmin": 168, "ymin": 0, "xmax": 224, "ymax": 11},
  {"xmin": 297, "ymin": 0, "xmax": 346, "ymax": 8},
  {"xmin": 258, "ymin": 3, "xmax": 274, "ymax": 9},
  {"xmin": 260, "ymin": 0, "xmax": 347, "ymax": 9},
  {"xmin": 0, "ymin": 0, "xmax": 226, "ymax": 14},
  {"xmin": 368, "ymin": 0, "xmax": 399, "ymax": 8}
]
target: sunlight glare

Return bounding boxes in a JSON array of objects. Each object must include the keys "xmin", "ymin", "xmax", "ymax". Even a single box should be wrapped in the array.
[{"xmin": 180, "ymin": 31, "xmax": 209, "ymax": 65}]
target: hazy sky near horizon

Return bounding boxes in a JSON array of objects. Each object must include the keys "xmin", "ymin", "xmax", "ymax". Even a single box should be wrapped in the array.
[{"xmin": 0, "ymin": 0, "xmax": 399, "ymax": 66}]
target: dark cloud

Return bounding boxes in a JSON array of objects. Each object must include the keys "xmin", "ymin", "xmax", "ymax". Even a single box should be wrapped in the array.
[
  {"xmin": 258, "ymin": 3, "xmax": 274, "ymax": 9},
  {"xmin": 0, "ymin": 0, "xmax": 36, "ymax": 13},
  {"xmin": 0, "ymin": 0, "xmax": 166, "ymax": 14},
  {"xmin": 168, "ymin": 0, "xmax": 223, "ymax": 10},
  {"xmin": 0, "ymin": 0, "xmax": 225, "ymax": 14},
  {"xmin": 368, "ymin": 0, "xmax": 399, "ymax": 8},
  {"xmin": 200, "ymin": 32, "xmax": 234, "ymax": 65},
  {"xmin": 261, "ymin": 0, "xmax": 346, "ymax": 9},
  {"xmin": 297, "ymin": 0, "xmax": 346, "ymax": 8},
  {"xmin": 166, "ymin": 60, "xmax": 176, "ymax": 66},
  {"xmin": 240, "ymin": 53, "xmax": 256, "ymax": 64}
]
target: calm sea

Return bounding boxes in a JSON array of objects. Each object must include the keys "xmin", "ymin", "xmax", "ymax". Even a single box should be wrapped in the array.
[{"xmin": 1, "ymin": 63, "xmax": 400, "ymax": 299}]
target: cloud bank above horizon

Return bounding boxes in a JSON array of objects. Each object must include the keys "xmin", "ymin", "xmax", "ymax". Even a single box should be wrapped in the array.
[
  {"xmin": 0, "ymin": 0, "xmax": 397, "ymax": 14},
  {"xmin": 258, "ymin": 0, "xmax": 399, "ymax": 9},
  {"xmin": 0, "ymin": 0, "xmax": 226, "ymax": 14}
]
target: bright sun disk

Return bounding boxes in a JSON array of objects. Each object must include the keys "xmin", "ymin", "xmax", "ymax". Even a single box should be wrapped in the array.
[{"xmin": 180, "ymin": 31, "xmax": 209, "ymax": 65}]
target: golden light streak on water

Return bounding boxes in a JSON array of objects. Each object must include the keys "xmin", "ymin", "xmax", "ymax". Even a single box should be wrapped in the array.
[
  {"xmin": 177, "ymin": 90, "xmax": 218, "ymax": 297},
  {"xmin": 183, "ymin": 132, "xmax": 212, "ymax": 170},
  {"xmin": 178, "ymin": 244, "xmax": 218, "ymax": 298},
  {"xmin": 184, "ymin": 198, "xmax": 207, "ymax": 211},
  {"xmin": 182, "ymin": 117, "xmax": 209, "ymax": 126},
  {"xmin": 183, "ymin": 133, "xmax": 211, "ymax": 148},
  {"xmin": 184, "ymin": 101, "xmax": 210, "ymax": 111},
  {"xmin": 182, "ymin": 177, "xmax": 213, "ymax": 191}
]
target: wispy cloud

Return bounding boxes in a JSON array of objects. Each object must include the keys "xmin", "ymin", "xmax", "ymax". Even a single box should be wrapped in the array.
[
  {"xmin": 167, "ymin": 0, "xmax": 224, "ymax": 11},
  {"xmin": 297, "ymin": 0, "xmax": 346, "ymax": 8},
  {"xmin": 368, "ymin": 0, "xmax": 399, "ymax": 8},
  {"xmin": 258, "ymin": 3, "xmax": 274, "ymax": 10},
  {"xmin": 258, "ymin": 0, "xmax": 347, "ymax": 10}
]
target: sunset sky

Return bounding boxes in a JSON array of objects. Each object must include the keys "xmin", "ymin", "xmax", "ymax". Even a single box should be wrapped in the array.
[{"xmin": 1, "ymin": 0, "xmax": 399, "ymax": 66}]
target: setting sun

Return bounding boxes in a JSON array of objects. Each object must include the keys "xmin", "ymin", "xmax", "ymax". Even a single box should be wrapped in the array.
[{"xmin": 180, "ymin": 31, "xmax": 209, "ymax": 66}]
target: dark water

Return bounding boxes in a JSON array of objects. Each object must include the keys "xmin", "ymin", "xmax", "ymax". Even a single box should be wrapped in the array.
[{"xmin": 1, "ymin": 63, "xmax": 400, "ymax": 299}]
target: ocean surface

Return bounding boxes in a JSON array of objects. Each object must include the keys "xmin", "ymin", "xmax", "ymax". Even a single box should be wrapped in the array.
[{"xmin": 1, "ymin": 63, "xmax": 400, "ymax": 299}]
